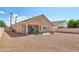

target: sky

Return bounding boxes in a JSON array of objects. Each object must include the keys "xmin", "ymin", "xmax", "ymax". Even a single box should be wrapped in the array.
[{"xmin": 0, "ymin": 7, "xmax": 79, "ymax": 26}]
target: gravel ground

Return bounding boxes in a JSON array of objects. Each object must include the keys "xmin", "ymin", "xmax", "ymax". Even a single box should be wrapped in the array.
[{"xmin": 0, "ymin": 32, "xmax": 79, "ymax": 52}]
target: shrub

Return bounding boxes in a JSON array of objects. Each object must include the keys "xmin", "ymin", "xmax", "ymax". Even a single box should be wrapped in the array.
[{"xmin": 0, "ymin": 20, "xmax": 7, "ymax": 28}]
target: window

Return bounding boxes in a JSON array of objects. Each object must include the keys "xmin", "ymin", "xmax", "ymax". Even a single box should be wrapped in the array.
[{"xmin": 43, "ymin": 26, "xmax": 47, "ymax": 30}]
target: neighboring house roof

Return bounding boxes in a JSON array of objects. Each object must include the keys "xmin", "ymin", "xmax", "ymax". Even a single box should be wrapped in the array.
[
  {"xmin": 13, "ymin": 14, "xmax": 53, "ymax": 26},
  {"xmin": 53, "ymin": 20, "xmax": 67, "ymax": 26}
]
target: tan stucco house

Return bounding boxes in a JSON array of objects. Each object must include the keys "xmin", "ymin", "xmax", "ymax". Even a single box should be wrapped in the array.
[{"xmin": 12, "ymin": 15, "xmax": 53, "ymax": 35}]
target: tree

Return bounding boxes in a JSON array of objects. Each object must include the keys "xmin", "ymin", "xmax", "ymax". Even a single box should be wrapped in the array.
[
  {"xmin": 75, "ymin": 20, "xmax": 79, "ymax": 28},
  {"xmin": 0, "ymin": 20, "xmax": 7, "ymax": 28},
  {"xmin": 68, "ymin": 19, "xmax": 76, "ymax": 28}
]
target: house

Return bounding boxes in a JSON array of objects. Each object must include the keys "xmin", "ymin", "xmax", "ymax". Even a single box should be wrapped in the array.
[
  {"xmin": 53, "ymin": 20, "xmax": 67, "ymax": 29},
  {"xmin": 12, "ymin": 15, "xmax": 53, "ymax": 35}
]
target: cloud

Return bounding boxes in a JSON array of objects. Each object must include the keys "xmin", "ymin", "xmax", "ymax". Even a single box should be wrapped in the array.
[
  {"xmin": 12, "ymin": 13, "xmax": 18, "ymax": 24},
  {"xmin": 7, "ymin": 13, "xmax": 18, "ymax": 24},
  {"xmin": 8, "ymin": 13, "xmax": 28, "ymax": 25},
  {"xmin": 17, "ymin": 16, "xmax": 28, "ymax": 22},
  {"xmin": 0, "ymin": 11, "xmax": 5, "ymax": 15},
  {"xmin": 12, "ymin": 13, "xmax": 18, "ymax": 17},
  {"xmin": 12, "ymin": 13, "xmax": 28, "ymax": 23}
]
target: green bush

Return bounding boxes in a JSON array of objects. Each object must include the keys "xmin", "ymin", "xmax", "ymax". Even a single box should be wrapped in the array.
[
  {"xmin": 76, "ymin": 20, "xmax": 79, "ymax": 28},
  {"xmin": 68, "ymin": 19, "xmax": 79, "ymax": 28},
  {"xmin": 0, "ymin": 20, "xmax": 7, "ymax": 28},
  {"xmin": 68, "ymin": 19, "xmax": 76, "ymax": 28}
]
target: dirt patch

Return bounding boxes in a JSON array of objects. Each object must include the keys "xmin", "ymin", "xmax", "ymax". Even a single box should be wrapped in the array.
[{"xmin": 0, "ymin": 32, "xmax": 79, "ymax": 52}]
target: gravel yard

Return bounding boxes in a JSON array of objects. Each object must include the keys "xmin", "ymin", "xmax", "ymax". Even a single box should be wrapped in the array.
[{"xmin": 0, "ymin": 32, "xmax": 79, "ymax": 52}]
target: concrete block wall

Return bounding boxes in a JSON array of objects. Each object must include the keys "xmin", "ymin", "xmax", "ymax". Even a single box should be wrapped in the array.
[{"xmin": 0, "ymin": 28, "xmax": 4, "ymax": 39}]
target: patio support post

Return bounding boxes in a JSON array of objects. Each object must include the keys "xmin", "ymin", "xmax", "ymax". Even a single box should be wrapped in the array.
[{"xmin": 26, "ymin": 24, "xmax": 28, "ymax": 35}]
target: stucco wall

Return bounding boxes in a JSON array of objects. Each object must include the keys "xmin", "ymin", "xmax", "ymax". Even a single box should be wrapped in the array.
[
  {"xmin": 35, "ymin": 15, "xmax": 53, "ymax": 32},
  {"xmin": 0, "ymin": 28, "xmax": 4, "ymax": 39},
  {"xmin": 12, "ymin": 23, "xmax": 23, "ymax": 33},
  {"xmin": 56, "ymin": 28, "xmax": 79, "ymax": 33}
]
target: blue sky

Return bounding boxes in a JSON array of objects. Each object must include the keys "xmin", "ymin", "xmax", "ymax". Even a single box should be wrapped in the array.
[{"xmin": 0, "ymin": 7, "xmax": 79, "ymax": 26}]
